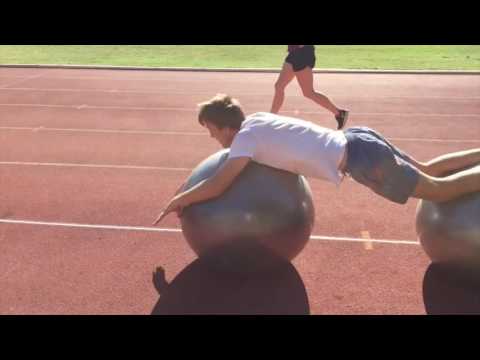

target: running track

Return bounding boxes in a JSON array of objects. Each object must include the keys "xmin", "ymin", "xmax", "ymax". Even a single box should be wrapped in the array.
[{"xmin": 0, "ymin": 67, "xmax": 479, "ymax": 314}]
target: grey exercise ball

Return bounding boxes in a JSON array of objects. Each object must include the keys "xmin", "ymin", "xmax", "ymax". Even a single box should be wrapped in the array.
[
  {"xmin": 416, "ymin": 192, "xmax": 480, "ymax": 269},
  {"xmin": 180, "ymin": 149, "xmax": 315, "ymax": 271}
]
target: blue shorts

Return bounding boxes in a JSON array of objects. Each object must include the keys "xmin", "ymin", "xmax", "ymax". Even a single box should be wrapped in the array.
[{"xmin": 344, "ymin": 127, "xmax": 420, "ymax": 204}]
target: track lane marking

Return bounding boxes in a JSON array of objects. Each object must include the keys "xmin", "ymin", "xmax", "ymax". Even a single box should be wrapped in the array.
[
  {"xmin": 0, "ymin": 126, "xmax": 478, "ymax": 143},
  {"xmin": 0, "ymin": 218, "xmax": 420, "ymax": 245},
  {"xmin": 1, "ymin": 87, "xmax": 480, "ymax": 100},
  {"xmin": 361, "ymin": 231, "xmax": 374, "ymax": 250},
  {"xmin": 0, "ymin": 103, "xmax": 478, "ymax": 118},
  {"xmin": 0, "ymin": 161, "xmax": 192, "ymax": 171}
]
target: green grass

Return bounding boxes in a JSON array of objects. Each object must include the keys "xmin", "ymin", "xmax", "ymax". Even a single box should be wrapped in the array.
[{"xmin": 1, "ymin": 45, "xmax": 479, "ymax": 70}]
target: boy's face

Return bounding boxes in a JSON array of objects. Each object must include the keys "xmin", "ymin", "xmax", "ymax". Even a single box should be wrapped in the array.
[{"xmin": 203, "ymin": 121, "xmax": 237, "ymax": 148}]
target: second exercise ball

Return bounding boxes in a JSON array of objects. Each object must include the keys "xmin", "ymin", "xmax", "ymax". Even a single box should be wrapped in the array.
[{"xmin": 416, "ymin": 192, "xmax": 480, "ymax": 269}]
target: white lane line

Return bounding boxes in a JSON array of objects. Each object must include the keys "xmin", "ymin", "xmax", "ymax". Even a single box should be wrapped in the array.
[
  {"xmin": 0, "ymin": 103, "xmax": 478, "ymax": 117},
  {"xmin": 0, "ymin": 103, "xmax": 197, "ymax": 111},
  {"xmin": 0, "ymin": 161, "xmax": 192, "ymax": 171},
  {"xmin": 4, "ymin": 73, "xmax": 479, "ymax": 80},
  {"xmin": 295, "ymin": 111, "xmax": 480, "ymax": 117},
  {"xmin": 0, "ymin": 126, "xmax": 207, "ymax": 136},
  {"xmin": 0, "ymin": 72, "xmax": 48, "ymax": 89},
  {"xmin": 310, "ymin": 235, "xmax": 418, "ymax": 245},
  {"xmin": 389, "ymin": 137, "xmax": 480, "ymax": 143},
  {"xmin": 0, "ymin": 218, "xmax": 181, "ymax": 233},
  {"xmin": 1, "ymin": 126, "xmax": 478, "ymax": 144},
  {"xmin": 2, "ymin": 87, "xmax": 480, "ymax": 100},
  {"xmin": 0, "ymin": 218, "xmax": 420, "ymax": 245}
]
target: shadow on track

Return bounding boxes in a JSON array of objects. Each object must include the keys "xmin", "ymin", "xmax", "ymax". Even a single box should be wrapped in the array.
[
  {"xmin": 422, "ymin": 263, "xmax": 480, "ymax": 314},
  {"xmin": 151, "ymin": 244, "xmax": 310, "ymax": 315}
]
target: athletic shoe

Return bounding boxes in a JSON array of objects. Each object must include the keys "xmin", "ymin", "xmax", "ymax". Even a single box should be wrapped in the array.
[{"xmin": 335, "ymin": 110, "xmax": 349, "ymax": 130}]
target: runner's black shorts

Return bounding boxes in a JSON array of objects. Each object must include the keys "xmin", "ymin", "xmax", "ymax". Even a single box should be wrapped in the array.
[{"xmin": 285, "ymin": 45, "xmax": 316, "ymax": 72}]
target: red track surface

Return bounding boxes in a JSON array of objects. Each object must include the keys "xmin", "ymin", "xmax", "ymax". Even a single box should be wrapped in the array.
[{"xmin": 0, "ymin": 67, "xmax": 479, "ymax": 314}]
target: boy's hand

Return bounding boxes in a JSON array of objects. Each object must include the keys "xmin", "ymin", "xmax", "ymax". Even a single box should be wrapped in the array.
[
  {"xmin": 152, "ymin": 196, "xmax": 187, "ymax": 226},
  {"xmin": 152, "ymin": 157, "xmax": 250, "ymax": 226}
]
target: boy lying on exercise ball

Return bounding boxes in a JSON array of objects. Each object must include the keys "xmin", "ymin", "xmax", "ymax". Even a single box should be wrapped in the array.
[{"xmin": 154, "ymin": 94, "xmax": 480, "ymax": 225}]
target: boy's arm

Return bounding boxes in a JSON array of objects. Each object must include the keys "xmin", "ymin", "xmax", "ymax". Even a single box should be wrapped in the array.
[
  {"xmin": 153, "ymin": 156, "xmax": 251, "ymax": 225},
  {"xmin": 174, "ymin": 181, "xmax": 186, "ymax": 195}
]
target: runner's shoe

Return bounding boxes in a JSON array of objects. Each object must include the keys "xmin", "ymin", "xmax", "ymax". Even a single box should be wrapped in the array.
[{"xmin": 335, "ymin": 110, "xmax": 349, "ymax": 130}]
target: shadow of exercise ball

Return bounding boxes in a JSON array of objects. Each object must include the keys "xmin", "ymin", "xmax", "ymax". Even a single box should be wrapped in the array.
[
  {"xmin": 422, "ymin": 263, "xmax": 480, "ymax": 314},
  {"xmin": 151, "ymin": 257, "xmax": 310, "ymax": 315},
  {"xmin": 180, "ymin": 149, "xmax": 315, "ymax": 273},
  {"xmin": 415, "ymin": 192, "xmax": 480, "ymax": 269}
]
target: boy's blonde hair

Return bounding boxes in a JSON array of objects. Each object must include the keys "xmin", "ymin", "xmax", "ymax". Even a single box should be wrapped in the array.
[{"xmin": 198, "ymin": 94, "xmax": 245, "ymax": 130}]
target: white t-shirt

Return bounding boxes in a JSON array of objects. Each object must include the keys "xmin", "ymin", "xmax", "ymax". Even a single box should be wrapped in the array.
[{"xmin": 228, "ymin": 112, "xmax": 347, "ymax": 185}]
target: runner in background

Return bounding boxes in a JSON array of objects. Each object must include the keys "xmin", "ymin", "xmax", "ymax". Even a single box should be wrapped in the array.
[{"xmin": 270, "ymin": 45, "xmax": 349, "ymax": 130}]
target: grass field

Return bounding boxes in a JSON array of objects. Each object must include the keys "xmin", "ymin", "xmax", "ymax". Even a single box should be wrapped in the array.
[{"xmin": 1, "ymin": 45, "xmax": 479, "ymax": 70}]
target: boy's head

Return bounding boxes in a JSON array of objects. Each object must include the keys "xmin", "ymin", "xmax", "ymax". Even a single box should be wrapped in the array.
[{"xmin": 198, "ymin": 94, "xmax": 245, "ymax": 148}]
